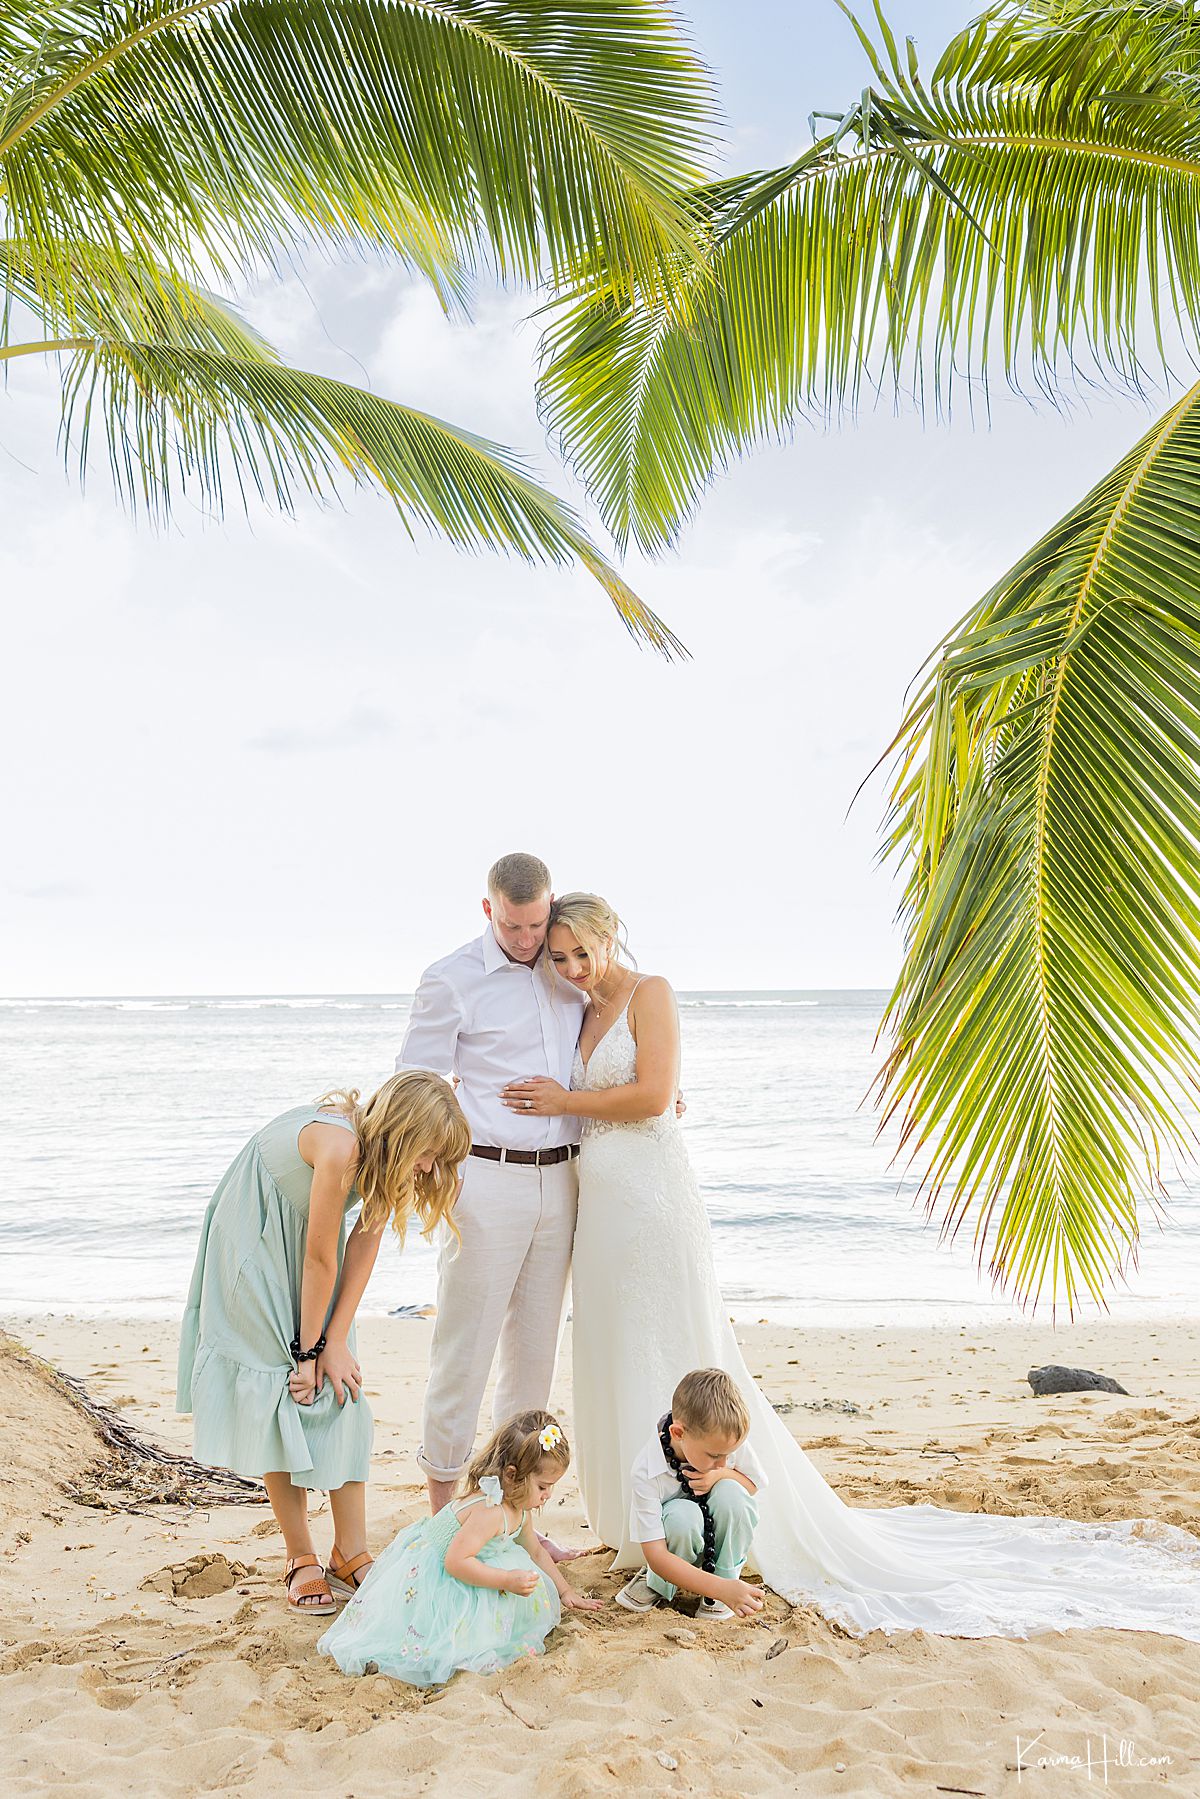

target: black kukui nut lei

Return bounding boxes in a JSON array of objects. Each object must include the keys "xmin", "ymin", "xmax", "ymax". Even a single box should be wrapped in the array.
[
  {"xmin": 659, "ymin": 1412, "xmax": 717, "ymax": 1576},
  {"xmin": 290, "ymin": 1333, "xmax": 327, "ymax": 1363}
]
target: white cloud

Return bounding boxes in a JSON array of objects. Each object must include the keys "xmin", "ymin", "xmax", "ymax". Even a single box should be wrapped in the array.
[
  {"xmin": 246, "ymin": 703, "xmax": 395, "ymax": 754},
  {"xmin": 372, "ymin": 281, "xmax": 544, "ymax": 446}
]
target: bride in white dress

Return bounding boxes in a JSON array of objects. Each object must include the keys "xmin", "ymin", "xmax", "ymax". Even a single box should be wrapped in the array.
[{"xmin": 502, "ymin": 893, "xmax": 1200, "ymax": 1641}]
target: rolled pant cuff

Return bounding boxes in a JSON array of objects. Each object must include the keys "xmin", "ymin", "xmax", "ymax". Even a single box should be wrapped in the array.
[
  {"xmin": 416, "ymin": 1446, "xmax": 468, "ymax": 1482},
  {"xmin": 647, "ymin": 1560, "xmax": 745, "ymax": 1603}
]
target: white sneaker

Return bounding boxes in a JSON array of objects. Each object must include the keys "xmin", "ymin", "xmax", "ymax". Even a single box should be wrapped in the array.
[
  {"xmin": 698, "ymin": 1596, "xmax": 734, "ymax": 1621},
  {"xmin": 615, "ymin": 1569, "xmax": 662, "ymax": 1613}
]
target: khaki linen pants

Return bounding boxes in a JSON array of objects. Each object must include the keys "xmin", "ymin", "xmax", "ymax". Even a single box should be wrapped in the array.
[{"xmin": 417, "ymin": 1153, "xmax": 578, "ymax": 1481}]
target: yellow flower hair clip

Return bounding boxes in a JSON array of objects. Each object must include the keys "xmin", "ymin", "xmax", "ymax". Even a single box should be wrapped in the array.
[{"xmin": 538, "ymin": 1424, "xmax": 563, "ymax": 1453}]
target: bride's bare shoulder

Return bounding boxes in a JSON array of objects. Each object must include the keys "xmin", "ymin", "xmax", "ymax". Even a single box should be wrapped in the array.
[{"xmin": 630, "ymin": 974, "xmax": 677, "ymax": 1010}]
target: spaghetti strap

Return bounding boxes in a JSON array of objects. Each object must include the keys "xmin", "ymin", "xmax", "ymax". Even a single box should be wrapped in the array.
[
  {"xmin": 310, "ymin": 1107, "xmax": 356, "ymax": 1134},
  {"xmin": 452, "ymin": 1494, "xmax": 487, "ymax": 1519},
  {"xmin": 622, "ymin": 977, "xmax": 645, "ymax": 1044}
]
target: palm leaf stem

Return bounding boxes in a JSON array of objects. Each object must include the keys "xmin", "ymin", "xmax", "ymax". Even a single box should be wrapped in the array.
[{"xmin": 0, "ymin": 336, "xmax": 92, "ymax": 359}]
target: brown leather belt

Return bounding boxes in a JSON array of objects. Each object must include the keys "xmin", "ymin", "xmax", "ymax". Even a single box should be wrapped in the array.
[{"xmin": 469, "ymin": 1144, "xmax": 580, "ymax": 1167}]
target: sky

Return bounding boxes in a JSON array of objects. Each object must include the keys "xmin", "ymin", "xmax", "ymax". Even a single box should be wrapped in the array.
[{"xmin": 0, "ymin": 1, "xmax": 1182, "ymax": 995}]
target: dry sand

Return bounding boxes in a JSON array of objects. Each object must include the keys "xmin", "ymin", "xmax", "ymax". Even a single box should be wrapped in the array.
[{"xmin": 1, "ymin": 1312, "xmax": 1197, "ymax": 1796}]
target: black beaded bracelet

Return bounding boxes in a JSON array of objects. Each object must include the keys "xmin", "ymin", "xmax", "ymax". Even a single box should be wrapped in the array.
[{"xmin": 290, "ymin": 1333, "xmax": 326, "ymax": 1363}]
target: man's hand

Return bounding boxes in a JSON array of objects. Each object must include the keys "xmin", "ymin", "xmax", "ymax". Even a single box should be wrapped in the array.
[
  {"xmin": 317, "ymin": 1340, "xmax": 363, "ymax": 1406},
  {"xmin": 501, "ymin": 1076, "xmax": 570, "ymax": 1117},
  {"xmin": 675, "ymin": 1088, "xmax": 686, "ymax": 1119}
]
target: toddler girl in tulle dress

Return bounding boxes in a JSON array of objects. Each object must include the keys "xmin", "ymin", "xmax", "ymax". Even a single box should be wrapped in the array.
[{"xmin": 318, "ymin": 1409, "xmax": 601, "ymax": 1686}]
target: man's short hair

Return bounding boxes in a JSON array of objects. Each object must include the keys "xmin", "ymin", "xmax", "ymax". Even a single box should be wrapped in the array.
[{"xmin": 488, "ymin": 852, "xmax": 552, "ymax": 907}]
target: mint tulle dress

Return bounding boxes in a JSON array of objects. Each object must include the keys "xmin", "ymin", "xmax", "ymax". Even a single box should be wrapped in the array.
[
  {"xmin": 318, "ymin": 1485, "xmax": 561, "ymax": 1687},
  {"xmin": 176, "ymin": 1105, "xmax": 373, "ymax": 1490}
]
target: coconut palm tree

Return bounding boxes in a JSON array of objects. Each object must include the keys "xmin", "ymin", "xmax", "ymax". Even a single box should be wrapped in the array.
[
  {"xmin": 540, "ymin": 0, "xmax": 1200, "ymax": 1308},
  {"xmin": 0, "ymin": 1, "xmax": 717, "ymax": 653}
]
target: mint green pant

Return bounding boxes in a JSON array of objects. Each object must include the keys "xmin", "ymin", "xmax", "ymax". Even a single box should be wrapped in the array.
[{"xmin": 646, "ymin": 1479, "xmax": 759, "ymax": 1601}]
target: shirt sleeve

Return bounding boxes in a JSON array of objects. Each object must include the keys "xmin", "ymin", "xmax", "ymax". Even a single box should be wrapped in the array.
[
  {"xmin": 629, "ymin": 1453, "xmax": 668, "ymax": 1546},
  {"xmin": 733, "ymin": 1439, "xmax": 768, "ymax": 1494},
  {"xmin": 397, "ymin": 970, "xmax": 462, "ymax": 1078}
]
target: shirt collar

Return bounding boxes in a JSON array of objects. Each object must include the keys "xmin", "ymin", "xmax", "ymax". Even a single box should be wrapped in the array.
[
  {"xmin": 647, "ymin": 1433, "xmax": 673, "ymax": 1478},
  {"xmin": 481, "ymin": 926, "xmax": 542, "ymax": 977}
]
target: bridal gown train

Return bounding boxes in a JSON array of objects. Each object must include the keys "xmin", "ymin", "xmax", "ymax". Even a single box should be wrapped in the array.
[{"xmin": 569, "ymin": 1001, "xmax": 1200, "ymax": 1641}]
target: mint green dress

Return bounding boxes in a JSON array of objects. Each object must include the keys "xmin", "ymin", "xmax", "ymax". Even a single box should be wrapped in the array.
[
  {"xmin": 176, "ymin": 1105, "xmax": 373, "ymax": 1491},
  {"xmin": 317, "ymin": 1489, "xmax": 560, "ymax": 1687}
]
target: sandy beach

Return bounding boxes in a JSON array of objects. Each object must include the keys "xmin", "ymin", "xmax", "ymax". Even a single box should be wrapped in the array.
[{"xmin": 1, "ymin": 1312, "xmax": 1197, "ymax": 1796}]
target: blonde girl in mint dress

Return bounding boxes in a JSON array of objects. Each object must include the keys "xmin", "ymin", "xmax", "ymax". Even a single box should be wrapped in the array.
[
  {"xmin": 319, "ymin": 1410, "xmax": 602, "ymax": 1686},
  {"xmin": 177, "ymin": 1070, "xmax": 469, "ymax": 1617}
]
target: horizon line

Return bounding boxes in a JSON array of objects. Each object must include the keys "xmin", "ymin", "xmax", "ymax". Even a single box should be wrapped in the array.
[{"xmin": 0, "ymin": 986, "xmax": 894, "ymax": 1002}]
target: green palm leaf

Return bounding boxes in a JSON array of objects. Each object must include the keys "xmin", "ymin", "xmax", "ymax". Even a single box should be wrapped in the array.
[
  {"xmin": 0, "ymin": 0, "xmax": 716, "ymax": 314},
  {"xmin": 875, "ymin": 381, "xmax": 1200, "ymax": 1311},
  {"xmin": 0, "ymin": 236, "xmax": 682, "ymax": 652},
  {"xmin": 0, "ymin": 235, "xmax": 279, "ymax": 359},
  {"xmin": 1, "ymin": 324, "xmax": 682, "ymax": 656},
  {"xmin": 540, "ymin": 0, "xmax": 1200, "ymax": 551},
  {"xmin": 1, "ymin": 4, "xmax": 710, "ymax": 650}
]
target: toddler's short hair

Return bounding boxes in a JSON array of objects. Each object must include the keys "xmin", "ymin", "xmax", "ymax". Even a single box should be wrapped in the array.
[{"xmin": 672, "ymin": 1368, "xmax": 750, "ymax": 1442}]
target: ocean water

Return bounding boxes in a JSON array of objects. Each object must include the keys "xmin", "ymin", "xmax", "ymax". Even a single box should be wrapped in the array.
[{"xmin": 2, "ymin": 992, "xmax": 1196, "ymax": 1326}]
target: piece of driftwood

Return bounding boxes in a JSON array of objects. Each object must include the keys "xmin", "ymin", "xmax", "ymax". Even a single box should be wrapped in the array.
[
  {"xmin": 43, "ymin": 1353, "xmax": 264, "ymax": 1510},
  {"xmin": 1027, "ymin": 1364, "xmax": 1129, "ymax": 1397}
]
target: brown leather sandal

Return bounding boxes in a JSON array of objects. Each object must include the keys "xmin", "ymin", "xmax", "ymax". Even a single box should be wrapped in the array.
[
  {"xmin": 283, "ymin": 1553, "xmax": 335, "ymax": 1615},
  {"xmin": 327, "ymin": 1544, "xmax": 374, "ymax": 1600}
]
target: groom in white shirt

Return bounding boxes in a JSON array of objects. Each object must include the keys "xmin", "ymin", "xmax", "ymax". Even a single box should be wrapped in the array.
[{"xmin": 398, "ymin": 852, "xmax": 587, "ymax": 1514}]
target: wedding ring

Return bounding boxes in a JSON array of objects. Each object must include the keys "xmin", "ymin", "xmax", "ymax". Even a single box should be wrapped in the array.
[{"xmin": 525, "ymin": 1099, "xmax": 533, "ymax": 1109}]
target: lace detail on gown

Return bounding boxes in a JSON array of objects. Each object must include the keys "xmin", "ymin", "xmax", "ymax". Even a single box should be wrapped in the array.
[
  {"xmin": 572, "ymin": 1006, "xmax": 674, "ymax": 1142},
  {"xmin": 568, "ymin": 1014, "xmax": 1200, "ymax": 1642},
  {"xmin": 571, "ymin": 1009, "xmax": 712, "ymax": 1349}
]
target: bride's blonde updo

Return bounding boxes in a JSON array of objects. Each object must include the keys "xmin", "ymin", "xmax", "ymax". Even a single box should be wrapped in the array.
[{"xmin": 547, "ymin": 892, "xmax": 635, "ymax": 984}]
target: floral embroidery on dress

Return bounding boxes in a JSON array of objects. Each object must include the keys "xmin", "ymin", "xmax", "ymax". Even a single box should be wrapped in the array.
[{"xmin": 317, "ymin": 1481, "xmax": 560, "ymax": 1687}]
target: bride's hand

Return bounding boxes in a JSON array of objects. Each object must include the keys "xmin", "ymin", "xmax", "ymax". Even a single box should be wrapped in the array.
[{"xmin": 501, "ymin": 1077, "xmax": 569, "ymax": 1117}]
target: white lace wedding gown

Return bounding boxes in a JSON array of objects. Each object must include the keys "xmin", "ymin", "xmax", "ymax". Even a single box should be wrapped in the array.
[{"xmin": 569, "ymin": 996, "xmax": 1200, "ymax": 1640}]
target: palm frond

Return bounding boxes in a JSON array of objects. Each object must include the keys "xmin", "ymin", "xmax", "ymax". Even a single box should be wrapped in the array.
[
  {"xmin": 0, "ymin": 234, "xmax": 279, "ymax": 359},
  {"xmin": 540, "ymin": 0, "xmax": 1200, "ymax": 551},
  {"xmin": 10, "ymin": 320, "xmax": 682, "ymax": 655},
  {"xmin": 0, "ymin": 1, "xmax": 716, "ymax": 313},
  {"xmin": 874, "ymin": 379, "xmax": 1200, "ymax": 1313}
]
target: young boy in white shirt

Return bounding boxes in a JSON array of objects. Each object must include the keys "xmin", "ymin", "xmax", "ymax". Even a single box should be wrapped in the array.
[{"xmin": 618, "ymin": 1369, "xmax": 766, "ymax": 1621}]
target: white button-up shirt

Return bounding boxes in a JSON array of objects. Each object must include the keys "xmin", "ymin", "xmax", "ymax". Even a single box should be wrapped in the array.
[
  {"xmin": 628, "ymin": 1429, "xmax": 768, "ymax": 1546},
  {"xmin": 398, "ymin": 928, "xmax": 587, "ymax": 1151}
]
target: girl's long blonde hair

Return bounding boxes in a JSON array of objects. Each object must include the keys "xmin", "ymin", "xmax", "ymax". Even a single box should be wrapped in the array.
[
  {"xmin": 547, "ymin": 892, "xmax": 634, "ymax": 987},
  {"xmin": 316, "ymin": 1070, "xmax": 470, "ymax": 1245},
  {"xmin": 461, "ymin": 1409, "xmax": 571, "ymax": 1506}
]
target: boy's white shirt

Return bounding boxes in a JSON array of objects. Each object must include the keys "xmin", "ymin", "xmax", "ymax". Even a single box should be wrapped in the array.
[{"xmin": 628, "ymin": 1429, "xmax": 767, "ymax": 1547}]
